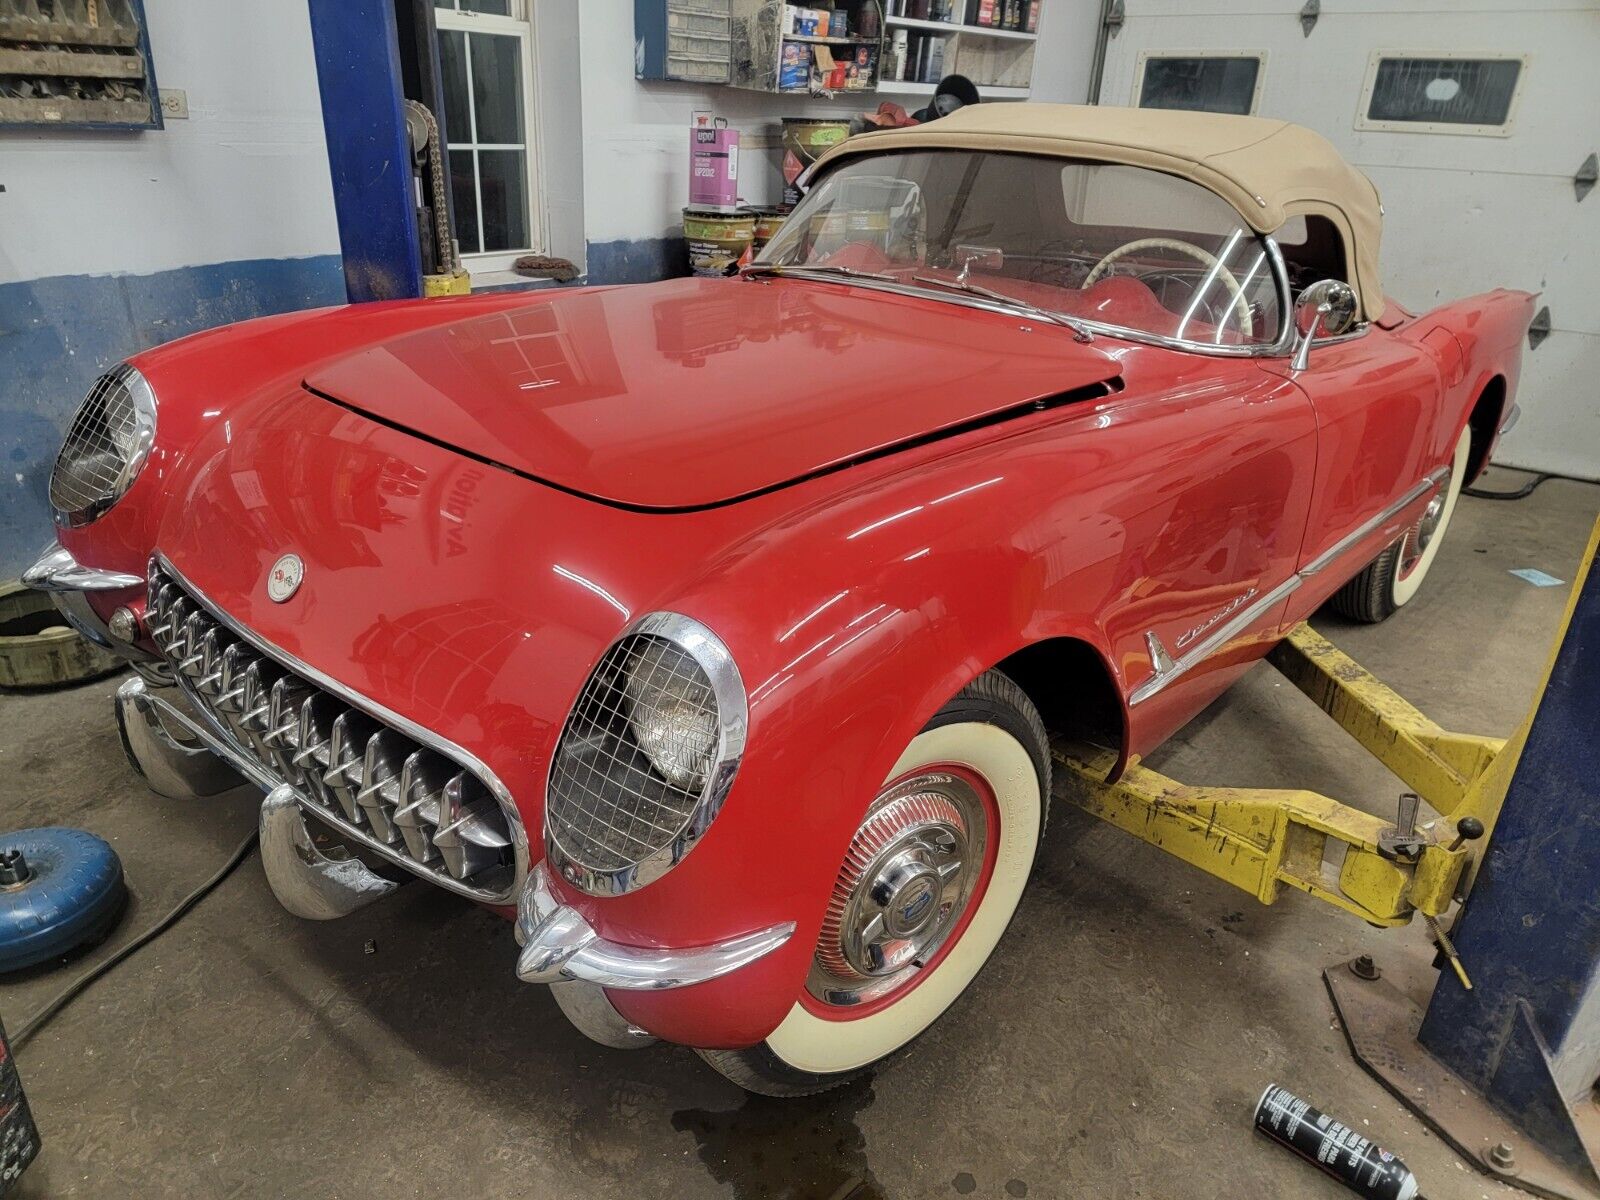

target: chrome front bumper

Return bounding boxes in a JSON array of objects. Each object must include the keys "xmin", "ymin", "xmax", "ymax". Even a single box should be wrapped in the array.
[
  {"xmin": 514, "ymin": 862, "xmax": 794, "ymax": 990},
  {"xmin": 118, "ymin": 677, "xmax": 794, "ymax": 996}
]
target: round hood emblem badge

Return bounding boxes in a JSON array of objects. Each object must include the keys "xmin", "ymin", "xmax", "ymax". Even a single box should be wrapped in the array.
[{"xmin": 267, "ymin": 554, "xmax": 304, "ymax": 603}]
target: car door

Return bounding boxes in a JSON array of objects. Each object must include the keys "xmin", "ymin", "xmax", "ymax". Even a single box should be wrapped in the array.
[{"xmin": 1265, "ymin": 325, "xmax": 1445, "ymax": 617}]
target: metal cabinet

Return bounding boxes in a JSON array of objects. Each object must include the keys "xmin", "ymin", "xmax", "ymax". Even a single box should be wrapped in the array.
[{"xmin": 636, "ymin": 0, "xmax": 734, "ymax": 84}]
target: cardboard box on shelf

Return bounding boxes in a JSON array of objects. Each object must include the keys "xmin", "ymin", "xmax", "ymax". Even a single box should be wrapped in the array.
[{"xmin": 779, "ymin": 41, "xmax": 812, "ymax": 90}]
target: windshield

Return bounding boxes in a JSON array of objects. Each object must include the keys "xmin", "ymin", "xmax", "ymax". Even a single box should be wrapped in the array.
[{"xmin": 757, "ymin": 150, "xmax": 1284, "ymax": 349}]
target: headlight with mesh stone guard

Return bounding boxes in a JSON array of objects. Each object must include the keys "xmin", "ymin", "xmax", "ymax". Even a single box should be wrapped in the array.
[
  {"xmin": 49, "ymin": 364, "xmax": 158, "ymax": 528},
  {"xmin": 545, "ymin": 613, "xmax": 747, "ymax": 896}
]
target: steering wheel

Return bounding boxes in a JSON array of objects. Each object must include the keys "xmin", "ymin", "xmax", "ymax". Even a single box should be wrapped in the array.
[{"xmin": 1084, "ymin": 238, "xmax": 1255, "ymax": 339}]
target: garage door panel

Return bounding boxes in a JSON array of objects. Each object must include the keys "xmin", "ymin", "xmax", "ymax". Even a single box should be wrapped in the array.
[
  {"xmin": 1109, "ymin": 11, "xmax": 1595, "ymax": 174},
  {"xmin": 1102, "ymin": 1, "xmax": 1598, "ymax": 477},
  {"xmin": 1372, "ymin": 170, "xmax": 1597, "ymax": 331},
  {"xmin": 1495, "ymin": 331, "xmax": 1600, "ymax": 482},
  {"xmin": 1119, "ymin": 1, "xmax": 1595, "ymax": 21}
]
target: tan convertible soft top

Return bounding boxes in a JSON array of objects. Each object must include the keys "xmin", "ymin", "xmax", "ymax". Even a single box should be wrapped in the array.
[{"xmin": 811, "ymin": 103, "xmax": 1386, "ymax": 320}]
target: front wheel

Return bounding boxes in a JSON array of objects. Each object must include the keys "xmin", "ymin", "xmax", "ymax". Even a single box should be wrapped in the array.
[
  {"xmin": 1328, "ymin": 425, "xmax": 1471, "ymax": 624},
  {"xmin": 697, "ymin": 670, "xmax": 1050, "ymax": 1096}
]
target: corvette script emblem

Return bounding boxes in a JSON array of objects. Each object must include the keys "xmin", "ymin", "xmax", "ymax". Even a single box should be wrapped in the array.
[{"xmin": 267, "ymin": 554, "xmax": 304, "ymax": 603}]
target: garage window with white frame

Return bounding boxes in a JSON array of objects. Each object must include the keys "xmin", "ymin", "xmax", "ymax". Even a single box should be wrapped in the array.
[
  {"xmin": 1134, "ymin": 52, "xmax": 1265, "ymax": 116},
  {"xmin": 436, "ymin": 0, "xmax": 543, "ymax": 270},
  {"xmin": 1357, "ymin": 53, "xmax": 1526, "ymax": 136}
]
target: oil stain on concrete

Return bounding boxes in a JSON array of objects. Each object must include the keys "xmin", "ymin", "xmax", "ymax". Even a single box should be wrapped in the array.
[{"xmin": 673, "ymin": 1076, "xmax": 885, "ymax": 1199}]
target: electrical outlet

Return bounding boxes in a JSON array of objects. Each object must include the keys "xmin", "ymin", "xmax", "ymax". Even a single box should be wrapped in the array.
[{"xmin": 159, "ymin": 89, "xmax": 189, "ymax": 120}]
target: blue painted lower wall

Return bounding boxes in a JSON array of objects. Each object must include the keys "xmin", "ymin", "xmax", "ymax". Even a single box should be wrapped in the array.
[
  {"xmin": 0, "ymin": 254, "xmax": 345, "ymax": 580},
  {"xmin": 1, "ymin": 243, "xmax": 687, "ymax": 579},
  {"xmin": 586, "ymin": 236, "xmax": 688, "ymax": 285}
]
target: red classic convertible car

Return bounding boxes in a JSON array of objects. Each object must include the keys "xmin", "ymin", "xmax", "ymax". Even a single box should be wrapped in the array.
[{"xmin": 28, "ymin": 104, "xmax": 1531, "ymax": 1095}]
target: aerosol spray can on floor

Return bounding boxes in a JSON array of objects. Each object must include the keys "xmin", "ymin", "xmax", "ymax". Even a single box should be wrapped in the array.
[
  {"xmin": 1255, "ymin": 1084, "xmax": 1419, "ymax": 1200},
  {"xmin": 0, "ymin": 1017, "xmax": 40, "ymax": 1196}
]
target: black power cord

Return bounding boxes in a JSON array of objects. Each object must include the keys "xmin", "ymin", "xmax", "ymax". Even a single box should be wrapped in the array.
[
  {"xmin": 1464, "ymin": 472, "xmax": 1554, "ymax": 501},
  {"xmin": 10, "ymin": 830, "xmax": 260, "ymax": 1051}
]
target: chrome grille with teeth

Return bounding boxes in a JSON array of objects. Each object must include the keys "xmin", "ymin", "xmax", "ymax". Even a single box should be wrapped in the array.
[{"xmin": 147, "ymin": 562, "xmax": 522, "ymax": 902}]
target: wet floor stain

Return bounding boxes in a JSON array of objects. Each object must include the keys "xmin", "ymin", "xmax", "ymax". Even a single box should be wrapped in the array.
[
  {"xmin": 952, "ymin": 1173, "xmax": 977, "ymax": 1194},
  {"xmin": 672, "ymin": 1076, "xmax": 885, "ymax": 1199}
]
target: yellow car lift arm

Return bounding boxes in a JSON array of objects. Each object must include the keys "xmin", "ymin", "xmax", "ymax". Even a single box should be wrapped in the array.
[{"xmin": 1056, "ymin": 621, "xmax": 1510, "ymax": 931}]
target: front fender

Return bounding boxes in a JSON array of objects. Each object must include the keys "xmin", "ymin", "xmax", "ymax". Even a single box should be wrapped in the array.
[{"xmin": 581, "ymin": 412, "xmax": 1135, "ymax": 1047}]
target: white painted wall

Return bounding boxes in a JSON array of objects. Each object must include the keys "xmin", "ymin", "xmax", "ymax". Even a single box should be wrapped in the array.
[
  {"xmin": 1030, "ymin": 0, "xmax": 1102, "ymax": 103},
  {"xmin": 572, "ymin": 0, "xmax": 1103, "ymax": 246},
  {"xmin": 576, "ymin": 0, "xmax": 869, "ymax": 245},
  {"xmin": 0, "ymin": 0, "xmax": 339, "ymax": 285}
]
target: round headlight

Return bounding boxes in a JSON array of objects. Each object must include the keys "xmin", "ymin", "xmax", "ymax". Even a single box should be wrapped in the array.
[
  {"xmin": 624, "ymin": 639, "xmax": 718, "ymax": 789},
  {"xmin": 49, "ymin": 364, "xmax": 157, "ymax": 528},
  {"xmin": 545, "ymin": 613, "xmax": 747, "ymax": 895}
]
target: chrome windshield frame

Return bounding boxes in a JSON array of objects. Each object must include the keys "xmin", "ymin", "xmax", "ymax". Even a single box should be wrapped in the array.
[{"xmin": 753, "ymin": 236, "xmax": 1296, "ymax": 359}]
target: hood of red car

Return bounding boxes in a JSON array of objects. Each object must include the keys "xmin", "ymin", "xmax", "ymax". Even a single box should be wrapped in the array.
[{"xmin": 303, "ymin": 276, "xmax": 1121, "ymax": 510}]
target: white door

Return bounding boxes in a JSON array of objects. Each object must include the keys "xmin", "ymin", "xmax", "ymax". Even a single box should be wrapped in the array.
[{"xmin": 1098, "ymin": 0, "xmax": 1600, "ymax": 481}]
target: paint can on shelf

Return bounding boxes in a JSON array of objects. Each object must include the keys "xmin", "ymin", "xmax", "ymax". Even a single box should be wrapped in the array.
[
  {"xmin": 683, "ymin": 207, "xmax": 757, "ymax": 277},
  {"xmin": 780, "ymin": 118, "xmax": 851, "ymax": 205},
  {"xmin": 1254, "ymin": 1084, "xmax": 1419, "ymax": 1200},
  {"xmin": 744, "ymin": 206, "xmax": 791, "ymax": 254}
]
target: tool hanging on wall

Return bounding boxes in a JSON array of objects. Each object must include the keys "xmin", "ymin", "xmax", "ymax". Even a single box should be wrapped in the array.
[{"xmin": 403, "ymin": 99, "xmax": 469, "ymax": 296}]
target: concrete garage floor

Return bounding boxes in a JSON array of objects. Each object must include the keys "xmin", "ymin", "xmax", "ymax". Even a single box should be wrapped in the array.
[{"xmin": 2, "ymin": 469, "xmax": 1596, "ymax": 1200}]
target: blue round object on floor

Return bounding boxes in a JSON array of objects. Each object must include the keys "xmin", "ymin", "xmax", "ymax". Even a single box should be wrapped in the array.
[{"xmin": 0, "ymin": 828, "xmax": 126, "ymax": 974}]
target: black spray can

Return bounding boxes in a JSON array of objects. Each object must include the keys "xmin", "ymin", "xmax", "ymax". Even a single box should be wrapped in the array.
[
  {"xmin": 0, "ymin": 1017, "xmax": 40, "ymax": 1197},
  {"xmin": 1254, "ymin": 1084, "xmax": 1418, "ymax": 1200}
]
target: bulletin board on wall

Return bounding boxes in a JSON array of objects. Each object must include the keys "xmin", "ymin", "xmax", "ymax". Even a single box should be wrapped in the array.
[{"xmin": 0, "ymin": 0, "xmax": 162, "ymax": 129}]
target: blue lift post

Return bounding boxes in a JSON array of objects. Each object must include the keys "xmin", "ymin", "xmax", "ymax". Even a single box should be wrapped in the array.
[
  {"xmin": 306, "ymin": 0, "xmax": 424, "ymax": 303},
  {"xmin": 1418, "ymin": 517, "xmax": 1600, "ymax": 1180},
  {"xmin": 1323, "ymin": 518, "xmax": 1600, "ymax": 1200}
]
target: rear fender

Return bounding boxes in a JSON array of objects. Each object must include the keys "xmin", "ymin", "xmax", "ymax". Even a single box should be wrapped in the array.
[{"xmin": 1400, "ymin": 289, "xmax": 1535, "ymax": 477}]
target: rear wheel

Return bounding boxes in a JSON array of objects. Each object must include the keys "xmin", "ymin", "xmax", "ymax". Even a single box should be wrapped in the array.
[
  {"xmin": 1329, "ymin": 426, "xmax": 1471, "ymax": 624},
  {"xmin": 697, "ymin": 670, "xmax": 1049, "ymax": 1096}
]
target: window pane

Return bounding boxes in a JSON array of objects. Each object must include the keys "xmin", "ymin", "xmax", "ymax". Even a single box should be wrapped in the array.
[
  {"xmin": 1139, "ymin": 56, "xmax": 1260, "ymax": 115},
  {"xmin": 470, "ymin": 32, "xmax": 524, "ymax": 144},
  {"xmin": 450, "ymin": 148, "xmax": 482, "ymax": 254},
  {"xmin": 479, "ymin": 149, "xmax": 529, "ymax": 251},
  {"xmin": 462, "ymin": 0, "xmax": 512, "ymax": 13},
  {"xmin": 433, "ymin": 0, "xmax": 457, "ymax": 8},
  {"xmin": 438, "ymin": 29, "xmax": 472, "ymax": 145},
  {"xmin": 1368, "ymin": 58, "xmax": 1520, "ymax": 127}
]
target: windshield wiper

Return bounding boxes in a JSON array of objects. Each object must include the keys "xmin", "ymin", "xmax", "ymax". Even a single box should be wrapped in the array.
[
  {"xmin": 912, "ymin": 274, "xmax": 1093, "ymax": 342},
  {"xmin": 741, "ymin": 263, "xmax": 898, "ymax": 284}
]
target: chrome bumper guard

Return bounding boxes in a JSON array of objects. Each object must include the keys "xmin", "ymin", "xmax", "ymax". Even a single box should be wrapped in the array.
[
  {"xmin": 23, "ymin": 542, "xmax": 147, "ymax": 652},
  {"xmin": 514, "ymin": 862, "xmax": 794, "ymax": 990}
]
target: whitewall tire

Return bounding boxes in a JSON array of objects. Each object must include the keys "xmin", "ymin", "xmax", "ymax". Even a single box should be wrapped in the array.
[
  {"xmin": 697, "ymin": 670, "xmax": 1049, "ymax": 1096},
  {"xmin": 1330, "ymin": 426, "xmax": 1471, "ymax": 624}
]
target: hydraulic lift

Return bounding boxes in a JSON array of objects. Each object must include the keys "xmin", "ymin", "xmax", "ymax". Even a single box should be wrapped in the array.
[{"xmin": 1056, "ymin": 519, "xmax": 1600, "ymax": 1200}]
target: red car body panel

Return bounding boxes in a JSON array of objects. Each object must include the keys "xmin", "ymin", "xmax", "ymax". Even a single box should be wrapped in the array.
[
  {"xmin": 304, "ymin": 279, "xmax": 1124, "ymax": 509},
  {"xmin": 57, "ymin": 276, "xmax": 1534, "ymax": 1048}
]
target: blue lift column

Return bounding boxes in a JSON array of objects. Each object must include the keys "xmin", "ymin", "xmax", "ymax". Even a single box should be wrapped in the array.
[
  {"xmin": 1418, "ymin": 518, "xmax": 1600, "ymax": 1180},
  {"xmin": 306, "ymin": 0, "xmax": 424, "ymax": 303},
  {"xmin": 1324, "ymin": 521, "xmax": 1600, "ymax": 1199}
]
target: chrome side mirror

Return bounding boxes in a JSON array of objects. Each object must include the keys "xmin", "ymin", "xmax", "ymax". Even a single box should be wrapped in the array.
[{"xmin": 1291, "ymin": 279, "xmax": 1358, "ymax": 371}]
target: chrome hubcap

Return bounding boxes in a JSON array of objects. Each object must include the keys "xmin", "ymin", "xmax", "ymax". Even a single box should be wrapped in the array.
[
  {"xmin": 1400, "ymin": 468, "xmax": 1453, "ymax": 578},
  {"xmin": 808, "ymin": 772, "xmax": 988, "ymax": 1007}
]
